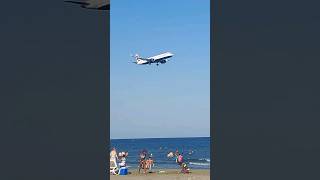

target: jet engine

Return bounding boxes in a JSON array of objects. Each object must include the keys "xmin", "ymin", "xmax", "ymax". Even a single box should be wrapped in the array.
[{"xmin": 160, "ymin": 60, "xmax": 167, "ymax": 64}]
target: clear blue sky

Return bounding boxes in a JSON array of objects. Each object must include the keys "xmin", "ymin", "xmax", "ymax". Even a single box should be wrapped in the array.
[{"xmin": 110, "ymin": 0, "xmax": 210, "ymax": 139}]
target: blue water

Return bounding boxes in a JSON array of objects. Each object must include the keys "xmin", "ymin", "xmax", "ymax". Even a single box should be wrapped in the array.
[{"xmin": 110, "ymin": 137, "xmax": 210, "ymax": 169}]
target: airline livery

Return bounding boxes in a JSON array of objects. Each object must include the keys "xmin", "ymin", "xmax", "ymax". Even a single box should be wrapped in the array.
[{"xmin": 132, "ymin": 52, "xmax": 174, "ymax": 66}]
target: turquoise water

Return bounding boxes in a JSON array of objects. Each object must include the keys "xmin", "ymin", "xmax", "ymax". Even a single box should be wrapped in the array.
[{"xmin": 110, "ymin": 137, "xmax": 210, "ymax": 169}]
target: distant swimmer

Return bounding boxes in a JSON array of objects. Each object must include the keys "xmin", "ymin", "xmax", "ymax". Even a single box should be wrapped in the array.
[
  {"xmin": 188, "ymin": 150, "xmax": 194, "ymax": 155},
  {"xmin": 131, "ymin": 52, "xmax": 174, "ymax": 66}
]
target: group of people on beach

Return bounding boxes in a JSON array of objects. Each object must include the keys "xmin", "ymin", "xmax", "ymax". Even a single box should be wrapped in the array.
[
  {"xmin": 109, "ymin": 147, "xmax": 190, "ymax": 175},
  {"xmin": 110, "ymin": 148, "xmax": 129, "ymax": 175},
  {"xmin": 138, "ymin": 149, "xmax": 154, "ymax": 174}
]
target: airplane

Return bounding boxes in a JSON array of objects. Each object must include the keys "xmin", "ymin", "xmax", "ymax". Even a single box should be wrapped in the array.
[
  {"xmin": 64, "ymin": 0, "xmax": 110, "ymax": 10},
  {"xmin": 132, "ymin": 52, "xmax": 174, "ymax": 66}
]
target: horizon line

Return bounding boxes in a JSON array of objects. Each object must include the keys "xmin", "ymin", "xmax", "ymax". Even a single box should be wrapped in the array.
[{"xmin": 110, "ymin": 136, "xmax": 210, "ymax": 140}]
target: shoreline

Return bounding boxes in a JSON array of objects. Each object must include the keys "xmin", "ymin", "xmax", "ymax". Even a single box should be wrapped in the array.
[{"xmin": 110, "ymin": 169, "xmax": 210, "ymax": 180}]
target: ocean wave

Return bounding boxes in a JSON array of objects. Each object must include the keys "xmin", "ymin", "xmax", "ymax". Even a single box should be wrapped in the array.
[
  {"xmin": 189, "ymin": 162, "xmax": 210, "ymax": 166},
  {"xmin": 187, "ymin": 158, "xmax": 210, "ymax": 166},
  {"xmin": 187, "ymin": 158, "xmax": 210, "ymax": 163},
  {"xmin": 199, "ymin": 158, "xmax": 210, "ymax": 162}
]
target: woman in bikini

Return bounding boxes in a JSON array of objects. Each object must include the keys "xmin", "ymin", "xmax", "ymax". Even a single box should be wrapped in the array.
[{"xmin": 110, "ymin": 147, "xmax": 118, "ymax": 168}]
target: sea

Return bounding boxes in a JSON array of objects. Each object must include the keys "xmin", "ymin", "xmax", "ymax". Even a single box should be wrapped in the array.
[{"xmin": 110, "ymin": 137, "xmax": 210, "ymax": 170}]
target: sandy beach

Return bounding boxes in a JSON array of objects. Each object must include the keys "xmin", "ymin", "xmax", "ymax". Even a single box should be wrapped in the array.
[{"xmin": 110, "ymin": 169, "xmax": 210, "ymax": 180}]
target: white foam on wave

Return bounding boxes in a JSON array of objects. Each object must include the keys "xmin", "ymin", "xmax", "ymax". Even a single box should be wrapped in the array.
[
  {"xmin": 198, "ymin": 158, "xmax": 210, "ymax": 162},
  {"xmin": 189, "ymin": 162, "xmax": 210, "ymax": 166}
]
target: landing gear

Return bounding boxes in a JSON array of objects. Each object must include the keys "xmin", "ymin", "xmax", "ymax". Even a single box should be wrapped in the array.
[{"xmin": 156, "ymin": 63, "xmax": 159, "ymax": 66}]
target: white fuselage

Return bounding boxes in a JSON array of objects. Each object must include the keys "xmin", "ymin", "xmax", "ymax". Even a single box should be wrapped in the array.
[
  {"xmin": 136, "ymin": 52, "xmax": 174, "ymax": 65},
  {"xmin": 136, "ymin": 59, "xmax": 149, "ymax": 65}
]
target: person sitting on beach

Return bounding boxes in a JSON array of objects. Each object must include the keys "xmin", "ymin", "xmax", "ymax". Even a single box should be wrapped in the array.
[{"xmin": 178, "ymin": 161, "xmax": 190, "ymax": 174}]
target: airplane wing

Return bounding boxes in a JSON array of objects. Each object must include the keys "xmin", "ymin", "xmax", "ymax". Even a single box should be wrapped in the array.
[{"xmin": 64, "ymin": 0, "xmax": 110, "ymax": 10}]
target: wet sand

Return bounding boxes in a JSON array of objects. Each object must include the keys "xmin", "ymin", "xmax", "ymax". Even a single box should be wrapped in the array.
[{"xmin": 110, "ymin": 169, "xmax": 210, "ymax": 180}]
